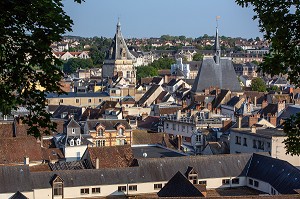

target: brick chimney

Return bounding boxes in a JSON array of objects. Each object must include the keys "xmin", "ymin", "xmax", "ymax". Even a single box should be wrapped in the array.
[
  {"xmin": 269, "ymin": 114, "xmax": 277, "ymax": 127},
  {"xmin": 207, "ymin": 103, "xmax": 212, "ymax": 111},
  {"xmin": 262, "ymin": 100, "xmax": 268, "ymax": 109},
  {"xmin": 251, "ymin": 125, "xmax": 256, "ymax": 133},
  {"xmin": 95, "ymin": 157, "xmax": 100, "ymax": 169},
  {"xmin": 24, "ymin": 157, "xmax": 29, "ymax": 165},
  {"xmin": 248, "ymin": 114, "xmax": 258, "ymax": 128}
]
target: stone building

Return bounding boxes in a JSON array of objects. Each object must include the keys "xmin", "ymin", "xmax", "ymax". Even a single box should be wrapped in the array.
[{"xmin": 102, "ymin": 20, "xmax": 136, "ymax": 84}]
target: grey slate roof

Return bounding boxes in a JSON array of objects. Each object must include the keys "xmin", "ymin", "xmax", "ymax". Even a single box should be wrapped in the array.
[
  {"xmin": 278, "ymin": 105, "xmax": 300, "ymax": 121},
  {"xmin": 85, "ymin": 119, "xmax": 132, "ymax": 131},
  {"xmin": 248, "ymin": 153, "xmax": 300, "ymax": 194},
  {"xmin": 0, "ymin": 165, "xmax": 32, "ymax": 193},
  {"xmin": 137, "ymin": 84, "xmax": 160, "ymax": 106},
  {"xmin": 106, "ymin": 21, "xmax": 133, "ymax": 60},
  {"xmin": 191, "ymin": 57, "xmax": 241, "ymax": 93}
]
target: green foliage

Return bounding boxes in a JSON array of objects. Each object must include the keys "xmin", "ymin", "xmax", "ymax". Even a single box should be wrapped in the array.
[
  {"xmin": 193, "ymin": 53, "xmax": 204, "ymax": 61},
  {"xmin": 63, "ymin": 58, "xmax": 93, "ymax": 74},
  {"xmin": 136, "ymin": 57, "xmax": 175, "ymax": 80},
  {"xmin": 236, "ymin": 0, "xmax": 300, "ymax": 154},
  {"xmin": 136, "ymin": 66, "xmax": 158, "ymax": 80},
  {"xmin": 89, "ymin": 37, "xmax": 112, "ymax": 66},
  {"xmin": 283, "ymin": 113, "xmax": 300, "ymax": 156},
  {"xmin": 267, "ymin": 85, "xmax": 280, "ymax": 92},
  {"xmin": 148, "ymin": 57, "xmax": 175, "ymax": 70},
  {"xmin": 251, "ymin": 77, "xmax": 267, "ymax": 92},
  {"xmin": 0, "ymin": 0, "xmax": 81, "ymax": 138}
]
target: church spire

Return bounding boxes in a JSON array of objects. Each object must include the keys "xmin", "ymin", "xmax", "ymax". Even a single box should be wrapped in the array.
[
  {"xmin": 116, "ymin": 18, "xmax": 121, "ymax": 34},
  {"xmin": 214, "ymin": 16, "xmax": 221, "ymax": 65}
]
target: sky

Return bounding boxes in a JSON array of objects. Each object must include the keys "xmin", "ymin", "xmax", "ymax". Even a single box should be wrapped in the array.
[{"xmin": 63, "ymin": 0, "xmax": 263, "ymax": 39}]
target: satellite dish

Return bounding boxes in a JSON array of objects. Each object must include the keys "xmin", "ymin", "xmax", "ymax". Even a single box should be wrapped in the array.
[{"xmin": 142, "ymin": 152, "xmax": 147, "ymax": 158}]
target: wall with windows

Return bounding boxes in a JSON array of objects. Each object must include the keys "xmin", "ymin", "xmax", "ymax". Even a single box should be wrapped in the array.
[
  {"xmin": 47, "ymin": 96, "xmax": 110, "ymax": 107},
  {"xmin": 198, "ymin": 177, "xmax": 247, "ymax": 189},
  {"xmin": 64, "ymin": 145, "xmax": 88, "ymax": 162},
  {"xmin": 247, "ymin": 177, "xmax": 270, "ymax": 194}
]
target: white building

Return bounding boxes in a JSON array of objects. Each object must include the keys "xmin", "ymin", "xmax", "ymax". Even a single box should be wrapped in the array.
[
  {"xmin": 171, "ymin": 58, "xmax": 190, "ymax": 79},
  {"xmin": 230, "ymin": 127, "xmax": 300, "ymax": 166}
]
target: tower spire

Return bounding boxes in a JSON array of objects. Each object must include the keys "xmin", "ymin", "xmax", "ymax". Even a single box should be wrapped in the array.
[
  {"xmin": 214, "ymin": 16, "xmax": 221, "ymax": 65},
  {"xmin": 116, "ymin": 18, "xmax": 121, "ymax": 33}
]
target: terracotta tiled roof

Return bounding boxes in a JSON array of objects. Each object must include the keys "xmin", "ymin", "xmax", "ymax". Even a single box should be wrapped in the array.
[
  {"xmin": 0, "ymin": 121, "xmax": 14, "ymax": 137},
  {"xmin": 87, "ymin": 145, "xmax": 134, "ymax": 168},
  {"xmin": 0, "ymin": 137, "xmax": 43, "ymax": 164},
  {"xmin": 41, "ymin": 148, "xmax": 64, "ymax": 162}
]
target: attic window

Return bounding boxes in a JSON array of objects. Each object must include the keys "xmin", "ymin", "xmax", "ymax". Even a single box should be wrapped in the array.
[
  {"xmin": 76, "ymin": 139, "xmax": 81, "ymax": 146},
  {"xmin": 118, "ymin": 128, "xmax": 124, "ymax": 136},
  {"xmin": 72, "ymin": 128, "xmax": 75, "ymax": 134},
  {"xmin": 52, "ymin": 176, "xmax": 63, "ymax": 197},
  {"xmin": 70, "ymin": 139, "xmax": 74, "ymax": 146}
]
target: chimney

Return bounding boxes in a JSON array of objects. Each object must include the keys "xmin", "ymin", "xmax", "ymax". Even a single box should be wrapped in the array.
[
  {"xmin": 177, "ymin": 135, "xmax": 182, "ymax": 150},
  {"xmin": 207, "ymin": 103, "xmax": 212, "ymax": 111},
  {"xmin": 95, "ymin": 157, "xmax": 100, "ymax": 169},
  {"xmin": 24, "ymin": 157, "xmax": 29, "ymax": 165},
  {"xmin": 262, "ymin": 100, "xmax": 268, "ymax": 109},
  {"xmin": 250, "ymin": 125, "xmax": 256, "ymax": 133},
  {"xmin": 248, "ymin": 114, "xmax": 258, "ymax": 128},
  {"xmin": 237, "ymin": 116, "xmax": 242, "ymax": 128},
  {"xmin": 277, "ymin": 101, "xmax": 285, "ymax": 113},
  {"xmin": 254, "ymin": 96, "xmax": 257, "ymax": 107},
  {"xmin": 204, "ymin": 88, "xmax": 209, "ymax": 95},
  {"xmin": 269, "ymin": 114, "xmax": 277, "ymax": 127},
  {"xmin": 176, "ymin": 110, "xmax": 182, "ymax": 120}
]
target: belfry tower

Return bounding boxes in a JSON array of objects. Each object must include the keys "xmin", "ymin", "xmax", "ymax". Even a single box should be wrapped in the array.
[{"xmin": 102, "ymin": 20, "xmax": 136, "ymax": 84}]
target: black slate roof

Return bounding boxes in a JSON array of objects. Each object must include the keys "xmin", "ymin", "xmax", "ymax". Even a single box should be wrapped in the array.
[
  {"xmin": 157, "ymin": 171, "xmax": 204, "ymax": 197},
  {"xmin": 191, "ymin": 57, "xmax": 241, "ymax": 93}
]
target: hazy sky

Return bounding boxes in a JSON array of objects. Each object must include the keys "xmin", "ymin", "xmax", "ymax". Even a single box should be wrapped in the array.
[{"xmin": 63, "ymin": 0, "xmax": 262, "ymax": 39}]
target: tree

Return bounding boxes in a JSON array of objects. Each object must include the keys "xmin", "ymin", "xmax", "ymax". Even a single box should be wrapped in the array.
[
  {"xmin": 136, "ymin": 66, "xmax": 158, "ymax": 80},
  {"xmin": 0, "ymin": 0, "xmax": 82, "ymax": 138},
  {"xmin": 267, "ymin": 85, "xmax": 280, "ymax": 92},
  {"xmin": 193, "ymin": 53, "xmax": 203, "ymax": 61},
  {"xmin": 236, "ymin": 0, "xmax": 300, "ymax": 155},
  {"xmin": 251, "ymin": 77, "xmax": 267, "ymax": 92},
  {"xmin": 63, "ymin": 58, "xmax": 93, "ymax": 74}
]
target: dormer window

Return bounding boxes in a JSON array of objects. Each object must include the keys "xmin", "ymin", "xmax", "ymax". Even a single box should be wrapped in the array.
[
  {"xmin": 118, "ymin": 128, "xmax": 124, "ymax": 136},
  {"xmin": 97, "ymin": 128, "xmax": 104, "ymax": 137},
  {"xmin": 76, "ymin": 139, "xmax": 81, "ymax": 146},
  {"xmin": 69, "ymin": 139, "xmax": 74, "ymax": 146},
  {"xmin": 72, "ymin": 128, "xmax": 75, "ymax": 134},
  {"xmin": 52, "ymin": 175, "xmax": 63, "ymax": 198}
]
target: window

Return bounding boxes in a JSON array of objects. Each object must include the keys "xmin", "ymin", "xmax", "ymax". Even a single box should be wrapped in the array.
[
  {"xmin": 72, "ymin": 128, "xmax": 75, "ymax": 134},
  {"xmin": 80, "ymin": 188, "xmax": 89, "ymax": 195},
  {"xmin": 267, "ymin": 142, "xmax": 271, "ymax": 148},
  {"xmin": 129, "ymin": 185, "xmax": 137, "ymax": 191},
  {"xmin": 88, "ymin": 99, "xmax": 92, "ymax": 103},
  {"xmin": 166, "ymin": 123, "xmax": 169, "ymax": 129},
  {"xmin": 222, "ymin": 179, "xmax": 230, "ymax": 185},
  {"xmin": 118, "ymin": 186, "xmax": 126, "ymax": 192},
  {"xmin": 92, "ymin": 187, "xmax": 100, "ymax": 194},
  {"xmin": 111, "ymin": 90, "xmax": 116, "ymax": 94},
  {"xmin": 232, "ymin": 178, "xmax": 240, "ymax": 184},
  {"xmin": 98, "ymin": 98, "xmax": 102, "ymax": 103},
  {"xmin": 243, "ymin": 138, "xmax": 247, "ymax": 146},
  {"xmin": 249, "ymin": 179, "xmax": 253, "ymax": 185},
  {"xmin": 182, "ymin": 125, "xmax": 185, "ymax": 131},
  {"xmin": 76, "ymin": 139, "xmax": 81, "ymax": 145},
  {"xmin": 127, "ymin": 71, "xmax": 131, "ymax": 78},
  {"xmin": 258, "ymin": 141, "xmax": 264, "ymax": 150},
  {"xmin": 116, "ymin": 139, "xmax": 126, "ymax": 145},
  {"xmin": 59, "ymin": 99, "xmax": 63, "ymax": 103},
  {"xmin": 253, "ymin": 140, "xmax": 257, "ymax": 148},
  {"xmin": 154, "ymin": 183, "xmax": 162, "ymax": 190},
  {"xmin": 118, "ymin": 128, "xmax": 124, "ymax": 136},
  {"xmin": 254, "ymin": 180, "xmax": 259, "ymax": 187},
  {"xmin": 76, "ymin": 99, "xmax": 79, "ymax": 103},
  {"xmin": 97, "ymin": 129, "xmax": 104, "ymax": 137},
  {"xmin": 69, "ymin": 139, "xmax": 74, "ymax": 146},
  {"xmin": 196, "ymin": 135, "xmax": 201, "ymax": 142},
  {"xmin": 173, "ymin": 124, "xmax": 176, "ymax": 130},
  {"xmin": 96, "ymin": 140, "xmax": 105, "ymax": 147},
  {"xmin": 199, "ymin": 180, "xmax": 207, "ymax": 185},
  {"xmin": 235, "ymin": 136, "xmax": 241, "ymax": 145},
  {"xmin": 188, "ymin": 173, "xmax": 198, "ymax": 184},
  {"xmin": 53, "ymin": 183, "xmax": 63, "ymax": 196},
  {"xmin": 271, "ymin": 187, "xmax": 277, "ymax": 195}
]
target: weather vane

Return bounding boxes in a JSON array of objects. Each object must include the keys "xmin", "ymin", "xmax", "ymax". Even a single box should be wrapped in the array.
[{"xmin": 216, "ymin": 16, "xmax": 221, "ymax": 29}]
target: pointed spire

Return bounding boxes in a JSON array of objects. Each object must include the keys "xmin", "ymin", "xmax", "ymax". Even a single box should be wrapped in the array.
[
  {"xmin": 116, "ymin": 18, "xmax": 121, "ymax": 33},
  {"xmin": 214, "ymin": 27, "xmax": 221, "ymax": 65}
]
